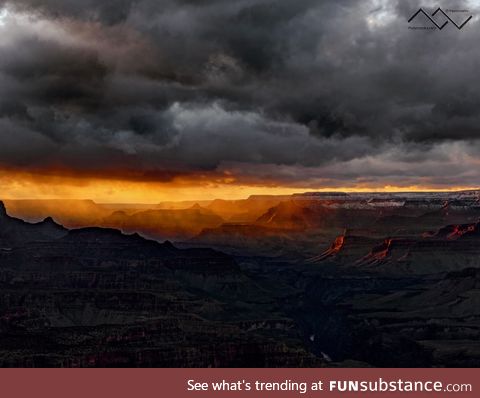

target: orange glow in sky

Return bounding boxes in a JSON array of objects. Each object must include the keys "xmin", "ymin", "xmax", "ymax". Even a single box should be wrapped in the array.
[{"xmin": 0, "ymin": 169, "xmax": 478, "ymax": 203}]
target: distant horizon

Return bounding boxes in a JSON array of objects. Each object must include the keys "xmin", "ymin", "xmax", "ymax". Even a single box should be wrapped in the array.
[{"xmin": 1, "ymin": 186, "xmax": 479, "ymax": 205}]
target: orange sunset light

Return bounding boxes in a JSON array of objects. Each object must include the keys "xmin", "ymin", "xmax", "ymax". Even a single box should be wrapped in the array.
[{"xmin": 0, "ymin": 170, "xmax": 477, "ymax": 203}]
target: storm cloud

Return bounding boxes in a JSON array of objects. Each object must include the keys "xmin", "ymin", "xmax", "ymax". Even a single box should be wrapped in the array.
[{"xmin": 0, "ymin": 0, "xmax": 479, "ymax": 188}]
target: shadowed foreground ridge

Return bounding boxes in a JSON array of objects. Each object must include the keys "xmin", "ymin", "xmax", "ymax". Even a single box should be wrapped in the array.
[{"xmin": 0, "ymin": 201, "xmax": 321, "ymax": 367}]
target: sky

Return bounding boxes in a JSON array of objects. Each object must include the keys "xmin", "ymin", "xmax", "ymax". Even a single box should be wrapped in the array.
[{"xmin": 0, "ymin": 0, "xmax": 479, "ymax": 202}]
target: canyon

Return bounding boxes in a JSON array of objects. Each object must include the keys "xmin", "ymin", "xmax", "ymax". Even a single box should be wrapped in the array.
[{"xmin": 1, "ymin": 190, "xmax": 479, "ymax": 367}]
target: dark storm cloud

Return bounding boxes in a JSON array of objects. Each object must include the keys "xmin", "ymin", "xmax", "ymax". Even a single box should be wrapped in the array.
[
  {"xmin": 1, "ymin": 0, "xmax": 137, "ymax": 24},
  {"xmin": 0, "ymin": 0, "xmax": 479, "ymax": 186}
]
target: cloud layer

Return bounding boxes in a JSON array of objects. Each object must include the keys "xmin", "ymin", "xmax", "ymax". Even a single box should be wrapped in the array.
[{"xmin": 0, "ymin": 0, "xmax": 479, "ymax": 190}]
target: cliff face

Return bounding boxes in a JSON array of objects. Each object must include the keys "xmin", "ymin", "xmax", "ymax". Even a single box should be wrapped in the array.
[
  {"xmin": 307, "ymin": 219, "xmax": 480, "ymax": 275},
  {"xmin": 337, "ymin": 268, "xmax": 480, "ymax": 367}
]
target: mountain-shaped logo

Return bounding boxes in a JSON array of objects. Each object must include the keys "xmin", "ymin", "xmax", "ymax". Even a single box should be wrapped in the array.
[{"xmin": 408, "ymin": 7, "xmax": 473, "ymax": 30}]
